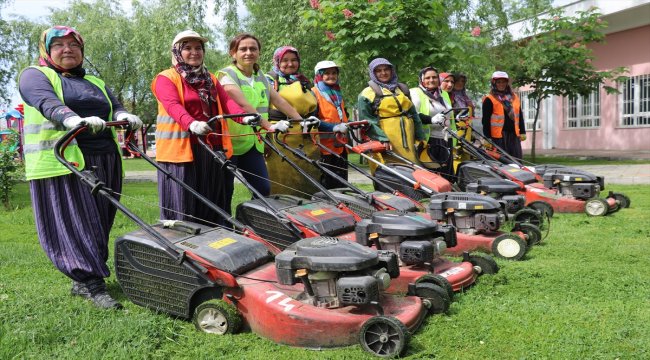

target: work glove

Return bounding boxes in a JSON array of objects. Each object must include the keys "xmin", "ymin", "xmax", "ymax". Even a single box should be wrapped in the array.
[
  {"xmin": 242, "ymin": 114, "xmax": 262, "ymax": 126},
  {"xmin": 116, "ymin": 112, "xmax": 143, "ymax": 130},
  {"xmin": 431, "ymin": 113, "xmax": 446, "ymax": 125},
  {"xmin": 519, "ymin": 134, "xmax": 527, "ymax": 141},
  {"xmin": 381, "ymin": 141, "xmax": 393, "ymax": 151},
  {"xmin": 64, "ymin": 115, "xmax": 106, "ymax": 133},
  {"xmin": 301, "ymin": 116, "xmax": 321, "ymax": 128},
  {"xmin": 332, "ymin": 123, "xmax": 348, "ymax": 134},
  {"xmin": 269, "ymin": 120, "xmax": 290, "ymax": 133},
  {"xmin": 189, "ymin": 121, "xmax": 212, "ymax": 135}
]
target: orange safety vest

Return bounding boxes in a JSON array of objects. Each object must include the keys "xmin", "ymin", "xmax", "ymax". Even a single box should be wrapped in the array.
[
  {"xmin": 152, "ymin": 69, "xmax": 230, "ymax": 162},
  {"xmin": 486, "ymin": 93, "xmax": 521, "ymax": 138},
  {"xmin": 313, "ymin": 87, "xmax": 348, "ymax": 155}
]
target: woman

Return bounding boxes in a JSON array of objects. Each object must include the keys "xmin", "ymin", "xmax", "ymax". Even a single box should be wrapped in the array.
[
  {"xmin": 482, "ymin": 71, "xmax": 526, "ymax": 159},
  {"xmin": 357, "ymin": 58, "xmax": 425, "ymax": 170},
  {"xmin": 409, "ymin": 66, "xmax": 454, "ymax": 178},
  {"xmin": 312, "ymin": 60, "xmax": 349, "ymax": 189},
  {"xmin": 451, "ymin": 73, "xmax": 475, "ymax": 116},
  {"xmin": 152, "ymin": 30, "xmax": 251, "ymax": 227},
  {"xmin": 19, "ymin": 26, "xmax": 142, "ymax": 309}
]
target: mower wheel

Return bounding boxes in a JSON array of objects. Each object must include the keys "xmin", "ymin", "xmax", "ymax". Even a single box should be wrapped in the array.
[
  {"xmin": 491, "ymin": 234, "xmax": 527, "ymax": 261},
  {"xmin": 468, "ymin": 254, "xmax": 499, "ymax": 275},
  {"xmin": 359, "ymin": 316, "xmax": 410, "ymax": 358},
  {"xmin": 528, "ymin": 201, "xmax": 554, "ymax": 218},
  {"xmin": 193, "ymin": 299, "xmax": 241, "ymax": 335},
  {"xmin": 414, "ymin": 282, "xmax": 450, "ymax": 314},
  {"xmin": 512, "ymin": 208, "xmax": 545, "ymax": 230},
  {"xmin": 610, "ymin": 192, "xmax": 631, "ymax": 208},
  {"xmin": 517, "ymin": 223, "xmax": 542, "ymax": 246},
  {"xmin": 415, "ymin": 274, "xmax": 454, "ymax": 300},
  {"xmin": 585, "ymin": 198, "xmax": 609, "ymax": 217}
]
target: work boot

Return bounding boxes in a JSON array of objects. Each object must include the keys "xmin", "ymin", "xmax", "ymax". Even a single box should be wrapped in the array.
[{"xmin": 72, "ymin": 278, "xmax": 123, "ymax": 310}]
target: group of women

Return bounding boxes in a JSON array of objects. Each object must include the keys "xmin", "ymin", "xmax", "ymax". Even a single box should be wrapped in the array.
[{"xmin": 20, "ymin": 26, "xmax": 525, "ymax": 310}]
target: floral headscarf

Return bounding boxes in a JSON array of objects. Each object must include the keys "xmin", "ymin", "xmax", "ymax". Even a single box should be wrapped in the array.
[
  {"xmin": 314, "ymin": 67, "xmax": 344, "ymax": 120},
  {"xmin": 417, "ymin": 66, "xmax": 444, "ymax": 106},
  {"xmin": 451, "ymin": 73, "xmax": 474, "ymax": 110},
  {"xmin": 38, "ymin": 25, "xmax": 85, "ymax": 77},
  {"xmin": 171, "ymin": 38, "xmax": 214, "ymax": 117},
  {"xmin": 368, "ymin": 58, "xmax": 399, "ymax": 92},
  {"xmin": 271, "ymin": 46, "xmax": 310, "ymax": 87}
]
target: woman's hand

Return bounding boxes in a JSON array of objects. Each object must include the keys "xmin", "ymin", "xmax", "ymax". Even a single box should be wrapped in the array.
[
  {"xmin": 117, "ymin": 113, "xmax": 143, "ymax": 130},
  {"xmin": 63, "ymin": 115, "xmax": 106, "ymax": 133},
  {"xmin": 189, "ymin": 121, "xmax": 212, "ymax": 135},
  {"xmin": 269, "ymin": 120, "xmax": 290, "ymax": 133}
]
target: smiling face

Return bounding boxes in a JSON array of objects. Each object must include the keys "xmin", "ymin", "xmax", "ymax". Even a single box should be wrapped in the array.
[
  {"xmin": 421, "ymin": 70, "xmax": 439, "ymax": 91},
  {"xmin": 49, "ymin": 34, "xmax": 83, "ymax": 70},
  {"xmin": 494, "ymin": 78, "xmax": 508, "ymax": 91},
  {"xmin": 374, "ymin": 64, "xmax": 393, "ymax": 83},
  {"xmin": 440, "ymin": 76, "xmax": 455, "ymax": 92},
  {"xmin": 232, "ymin": 37, "xmax": 259, "ymax": 69},
  {"xmin": 180, "ymin": 40, "xmax": 204, "ymax": 67},
  {"xmin": 322, "ymin": 68, "xmax": 339, "ymax": 86},
  {"xmin": 279, "ymin": 52, "xmax": 299, "ymax": 75}
]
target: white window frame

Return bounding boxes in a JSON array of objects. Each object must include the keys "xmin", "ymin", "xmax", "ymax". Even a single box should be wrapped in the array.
[
  {"xmin": 621, "ymin": 74, "xmax": 650, "ymax": 127},
  {"xmin": 563, "ymin": 88, "xmax": 600, "ymax": 129},
  {"xmin": 518, "ymin": 90, "xmax": 541, "ymax": 131}
]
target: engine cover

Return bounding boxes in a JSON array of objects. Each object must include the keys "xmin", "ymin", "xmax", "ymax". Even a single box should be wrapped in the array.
[
  {"xmin": 457, "ymin": 161, "xmax": 537, "ymax": 190},
  {"xmin": 466, "ymin": 178, "xmax": 522, "ymax": 195},
  {"xmin": 399, "ymin": 240, "xmax": 434, "ymax": 265},
  {"xmin": 354, "ymin": 211, "xmax": 440, "ymax": 246},
  {"xmin": 337, "ymin": 276, "xmax": 380, "ymax": 305}
]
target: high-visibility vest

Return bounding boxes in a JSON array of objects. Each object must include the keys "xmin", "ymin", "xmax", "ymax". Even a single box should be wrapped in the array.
[
  {"xmin": 312, "ymin": 86, "xmax": 348, "ymax": 155},
  {"xmin": 219, "ymin": 65, "xmax": 269, "ymax": 155},
  {"xmin": 20, "ymin": 66, "xmax": 120, "ymax": 181},
  {"xmin": 152, "ymin": 68, "xmax": 229, "ymax": 162},
  {"xmin": 266, "ymin": 72, "xmax": 317, "ymax": 117},
  {"xmin": 485, "ymin": 93, "xmax": 521, "ymax": 138}
]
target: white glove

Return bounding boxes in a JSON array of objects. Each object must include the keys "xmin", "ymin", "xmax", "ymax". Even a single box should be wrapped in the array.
[
  {"xmin": 189, "ymin": 121, "xmax": 212, "ymax": 135},
  {"xmin": 242, "ymin": 114, "xmax": 261, "ymax": 126},
  {"xmin": 64, "ymin": 115, "xmax": 106, "ymax": 133},
  {"xmin": 269, "ymin": 120, "xmax": 290, "ymax": 133},
  {"xmin": 332, "ymin": 123, "xmax": 348, "ymax": 134},
  {"xmin": 301, "ymin": 116, "xmax": 321, "ymax": 128},
  {"xmin": 117, "ymin": 112, "xmax": 143, "ymax": 130},
  {"xmin": 432, "ymin": 113, "xmax": 446, "ymax": 125}
]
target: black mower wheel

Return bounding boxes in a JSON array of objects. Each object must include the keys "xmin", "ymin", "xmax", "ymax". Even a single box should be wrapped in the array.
[
  {"xmin": 415, "ymin": 274, "xmax": 454, "ymax": 300},
  {"xmin": 468, "ymin": 254, "xmax": 499, "ymax": 275},
  {"xmin": 518, "ymin": 223, "xmax": 542, "ymax": 246},
  {"xmin": 491, "ymin": 234, "xmax": 527, "ymax": 261},
  {"xmin": 512, "ymin": 208, "xmax": 544, "ymax": 230},
  {"xmin": 611, "ymin": 192, "xmax": 631, "ymax": 208},
  {"xmin": 584, "ymin": 198, "xmax": 609, "ymax": 217},
  {"xmin": 528, "ymin": 201, "xmax": 554, "ymax": 218},
  {"xmin": 359, "ymin": 316, "xmax": 410, "ymax": 358},
  {"xmin": 193, "ymin": 299, "xmax": 241, "ymax": 335},
  {"xmin": 414, "ymin": 282, "xmax": 451, "ymax": 314}
]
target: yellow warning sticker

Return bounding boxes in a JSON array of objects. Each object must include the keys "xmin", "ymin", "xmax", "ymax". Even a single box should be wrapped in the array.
[
  {"xmin": 311, "ymin": 209, "xmax": 326, "ymax": 216},
  {"xmin": 209, "ymin": 238, "xmax": 237, "ymax": 249},
  {"xmin": 378, "ymin": 195, "xmax": 391, "ymax": 200}
]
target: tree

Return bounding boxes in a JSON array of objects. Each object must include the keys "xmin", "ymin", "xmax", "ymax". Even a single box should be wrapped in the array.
[{"xmin": 507, "ymin": 8, "xmax": 627, "ymax": 160}]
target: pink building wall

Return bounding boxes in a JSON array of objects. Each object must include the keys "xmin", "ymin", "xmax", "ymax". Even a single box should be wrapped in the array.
[{"xmin": 523, "ymin": 25, "xmax": 650, "ymax": 151}]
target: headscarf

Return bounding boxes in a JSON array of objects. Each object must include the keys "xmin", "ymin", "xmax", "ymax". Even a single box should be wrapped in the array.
[
  {"xmin": 314, "ymin": 68, "xmax": 344, "ymax": 120},
  {"xmin": 439, "ymin": 72, "xmax": 455, "ymax": 104},
  {"xmin": 38, "ymin": 25, "xmax": 85, "ymax": 77},
  {"xmin": 368, "ymin": 58, "xmax": 399, "ymax": 92},
  {"xmin": 451, "ymin": 73, "xmax": 474, "ymax": 110},
  {"xmin": 171, "ymin": 38, "xmax": 214, "ymax": 117},
  {"xmin": 417, "ymin": 66, "xmax": 444, "ymax": 106},
  {"xmin": 490, "ymin": 75, "xmax": 515, "ymax": 121},
  {"xmin": 271, "ymin": 46, "xmax": 310, "ymax": 86}
]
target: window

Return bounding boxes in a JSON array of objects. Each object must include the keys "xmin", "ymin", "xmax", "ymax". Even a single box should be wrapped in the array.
[
  {"xmin": 564, "ymin": 89, "xmax": 600, "ymax": 129},
  {"xmin": 621, "ymin": 74, "xmax": 650, "ymax": 127},
  {"xmin": 518, "ymin": 90, "xmax": 541, "ymax": 131}
]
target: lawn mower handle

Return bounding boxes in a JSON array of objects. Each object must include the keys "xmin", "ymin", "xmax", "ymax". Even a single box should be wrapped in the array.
[{"xmin": 206, "ymin": 112, "xmax": 260, "ymax": 126}]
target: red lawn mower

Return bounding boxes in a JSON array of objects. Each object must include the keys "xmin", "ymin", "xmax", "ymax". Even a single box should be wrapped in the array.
[{"xmin": 55, "ymin": 121, "xmax": 427, "ymax": 358}]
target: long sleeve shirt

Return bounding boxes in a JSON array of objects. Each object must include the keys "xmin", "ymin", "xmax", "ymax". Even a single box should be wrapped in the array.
[{"xmin": 481, "ymin": 97, "xmax": 526, "ymax": 138}]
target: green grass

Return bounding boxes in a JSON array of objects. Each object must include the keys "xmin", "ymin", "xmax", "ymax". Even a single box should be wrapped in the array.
[
  {"xmin": 121, "ymin": 157, "xmax": 158, "ymax": 172},
  {"xmin": 2, "ymin": 182, "xmax": 650, "ymax": 359}
]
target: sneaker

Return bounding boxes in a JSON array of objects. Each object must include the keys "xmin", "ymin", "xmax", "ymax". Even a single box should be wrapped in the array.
[
  {"xmin": 71, "ymin": 278, "xmax": 123, "ymax": 310},
  {"xmin": 89, "ymin": 291, "xmax": 123, "ymax": 310},
  {"xmin": 71, "ymin": 281, "xmax": 91, "ymax": 297}
]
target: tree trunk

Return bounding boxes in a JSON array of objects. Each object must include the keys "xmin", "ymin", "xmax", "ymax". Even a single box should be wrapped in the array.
[{"xmin": 531, "ymin": 97, "xmax": 543, "ymax": 163}]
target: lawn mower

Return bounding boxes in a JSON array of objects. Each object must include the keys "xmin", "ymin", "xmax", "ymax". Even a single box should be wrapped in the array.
[{"xmin": 54, "ymin": 121, "xmax": 426, "ymax": 358}]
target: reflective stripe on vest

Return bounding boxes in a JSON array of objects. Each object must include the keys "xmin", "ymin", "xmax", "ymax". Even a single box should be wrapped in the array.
[
  {"xmin": 313, "ymin": 86, "xmax": 348, "ymax": 155},
  {"xmin": 21, "ymin": 66, "xmax": 119, "ymax": 180},
  {"xmin": 486, "ymin": 93, "xmax": 521, "ymax": 138},
  {"xmin": 219, "ymin": 65, "xmax": 269, "ymax": 155},
  {"xmin": 152, "ymin": 68, "xmax": 229, "ymax": 162}
]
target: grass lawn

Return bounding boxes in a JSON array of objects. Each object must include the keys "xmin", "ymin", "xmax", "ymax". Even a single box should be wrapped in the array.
[{"xmin": 1, "ymin": 182, "xmax": 649, "ymax": 359}]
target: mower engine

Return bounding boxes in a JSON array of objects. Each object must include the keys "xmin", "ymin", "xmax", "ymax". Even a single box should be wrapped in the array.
[
  {"xmin": 275, "ymin": 237, "xmax": 399, "ymax": 308},
  {"xmin": 534, "ymin": 165, "xmax": 605, "ymax": 190},
  {"xmin": 456, "ymin": 161, "xmax": 538, "ymax": 191},
  {"xmin": 428, "ymin": 193, "xmax": 505, "ymax": 235},
  {"xmin": 542, "ymin": 170, "xmax": 601, "ymax": 200},
  {"xmin": 465, "ymin": 178, "xmax": 525, "ymax": 214},
  {"xmin": 354, "ymin": 211, "xmax": 457, "ymax": 267}
]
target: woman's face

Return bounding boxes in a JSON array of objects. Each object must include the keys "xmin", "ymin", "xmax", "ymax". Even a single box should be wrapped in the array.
[
  {"xmin": 322, "ymin": 68, "xmax": 339, "ymax": 86},
  {"xmin": 440, "ymin": 76, "xmax": 455, "ymax": 92},
  {"xmin": 232, "ymin": 38, "xmax": 259, "ymax": 67},
  {"xmin": 374, "ymin": 64, "xmax": 392, "ymax": 83},
  {"xmin": 495, "ymin": 78, "xmax": 508, "ymax": 91},
  {"xmin": 454, "ymin": 77, "xmax": 466, "ymax": 91},
  {"xmin": 279, "ymin": 52, "xmax": 299, "ymax": 75},
  {"xmin": 421, "ymin": 70, "xmax": 439, "ymax": 90},
  {"xmin": 49, "ymin": 34, "xmax": 83, "ymax": 70},
  {"xmin": 181, "ymin": 40, "xmax": 204, "ymax": 67}
]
